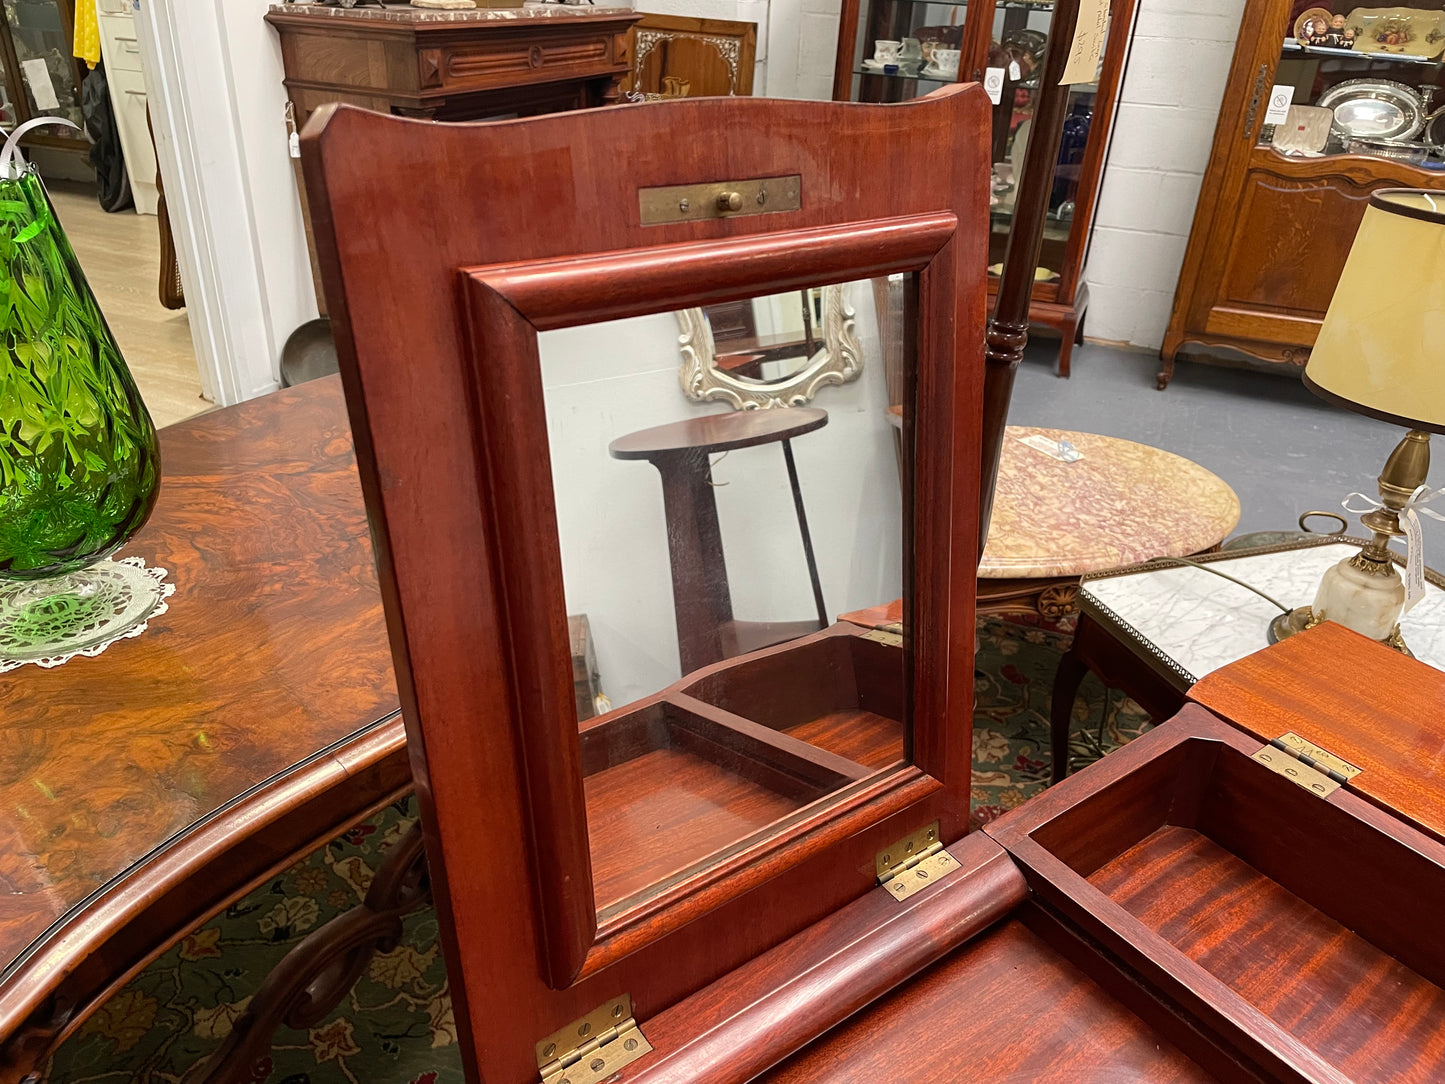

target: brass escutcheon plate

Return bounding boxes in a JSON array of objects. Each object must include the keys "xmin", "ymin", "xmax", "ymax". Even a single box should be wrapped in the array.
[{"xmin": 639, "ymin": 175, "xmax": 802, "ymax": 225}]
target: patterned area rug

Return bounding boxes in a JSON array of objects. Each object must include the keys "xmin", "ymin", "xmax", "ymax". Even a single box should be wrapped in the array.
[{"xmin": 46, "ymin": 614, "xmax": 1149, "ymax": 1084}]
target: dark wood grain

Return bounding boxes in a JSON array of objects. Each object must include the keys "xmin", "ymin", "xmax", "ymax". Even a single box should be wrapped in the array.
[
  {"xmin": 0, "ymin": 378, "xmax": 406, "ymax": 1078},
  {"xmin": 1093, "ymin": 824, "xmax": 1445, "ymax": 1084},
  {"xmin": 988, "ymin": 695, "xmax": 1445, "ymax": 1084},
  {"xmin": 303, "ymin": 86, "xmax": 989, "ymax": 1081}
]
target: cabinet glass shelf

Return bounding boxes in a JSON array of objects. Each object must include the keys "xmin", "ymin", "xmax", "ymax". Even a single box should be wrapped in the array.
[{"xmin": 1282, "ymin": 40, "xmax": 1445, "ymax": 68}]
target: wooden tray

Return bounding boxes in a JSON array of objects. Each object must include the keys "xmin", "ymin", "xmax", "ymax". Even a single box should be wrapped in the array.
[{"xmin": 580, "ymin": 622, "xmax": 903, "ymax": 916}]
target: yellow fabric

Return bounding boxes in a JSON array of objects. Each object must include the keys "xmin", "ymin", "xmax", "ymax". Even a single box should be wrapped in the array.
[{"xmin": 73, "ymin": 0, "xmax": 101, "ymax": 70}]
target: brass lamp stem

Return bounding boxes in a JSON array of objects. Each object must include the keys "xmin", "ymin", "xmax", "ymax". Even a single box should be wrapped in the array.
[{"xmin": 1358, "ymin": 429, "xmax": 1431, "ymax": 565}]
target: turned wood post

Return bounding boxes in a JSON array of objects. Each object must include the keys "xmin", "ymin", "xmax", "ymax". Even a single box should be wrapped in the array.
[{"xmin": 980, "ymin": 0, "xmax": 1084, "ymax": 558}]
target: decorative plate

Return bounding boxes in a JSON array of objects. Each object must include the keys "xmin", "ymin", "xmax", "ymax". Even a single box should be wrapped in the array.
[
  {"xmin": 1346, "ymin": 6, "xmax": 1445, "ymax": 57},
  {"xmin": 1294, "ymin": 7, "xmax": 1334, "ymax": 42},
  {"xmin": 1318, "ymin": 78, "xmax": 1424, "ymax": 140}
]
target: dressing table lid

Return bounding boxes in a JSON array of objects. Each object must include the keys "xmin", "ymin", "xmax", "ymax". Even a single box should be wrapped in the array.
[{"xmin": 1191, "ymin": 620, "xmax": 1445, "ymax": 842}]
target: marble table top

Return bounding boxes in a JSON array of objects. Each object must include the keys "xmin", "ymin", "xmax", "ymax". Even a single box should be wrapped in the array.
[
  {"xmin": 978, "ymin": 427, "xmax": 1240, "ymax": 580},
  {"xmin": 1083, "ymin": 541, "xmax": 1445, "ymax": 682}
]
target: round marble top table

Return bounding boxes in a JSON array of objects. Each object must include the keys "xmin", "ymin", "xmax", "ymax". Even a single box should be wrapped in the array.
[{"xmin": 979, "ymin": 427, "xmax": 1241, "ymax": 580}]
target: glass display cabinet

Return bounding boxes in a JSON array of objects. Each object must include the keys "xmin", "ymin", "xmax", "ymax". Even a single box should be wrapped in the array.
[
  {"xmin": 831, "ymin": 0, "xmax": 1140, "ymax": 376},
  {"xmin": 1163, "ymin": 0, "xmax": 1445, "ymax": 389},
  {"xmin": 0, "ymin": 0, "xmax": 89, "ymax": 152}
]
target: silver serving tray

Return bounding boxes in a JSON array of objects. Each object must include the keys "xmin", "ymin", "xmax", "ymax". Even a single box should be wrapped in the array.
[{"xmin": 1318, "ymin": 78, "xmax": 1424, "ymax": 140}]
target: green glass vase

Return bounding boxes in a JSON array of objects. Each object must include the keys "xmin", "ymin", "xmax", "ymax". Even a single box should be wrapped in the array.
[{"xmin": 0, "ymin": 165, "xmax": 163, "ymax": 665}]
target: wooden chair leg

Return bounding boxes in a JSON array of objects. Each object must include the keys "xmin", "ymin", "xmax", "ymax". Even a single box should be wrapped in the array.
[
  {"xmin": 781, "ymin": 439, "xmax": 827, "ymax": 628},
  {"xmin": 1049, "ymin": 643, "xmax": 1090, "ymax": 785}
]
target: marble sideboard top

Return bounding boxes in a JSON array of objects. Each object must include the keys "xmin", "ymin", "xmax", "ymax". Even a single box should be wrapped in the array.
[
  {"xmin": 269, "ymin": 2, "xmax": 633, "ymax": 23},
  {"xmin": 1084, "ymin": 541, "xmax": 1445, "ymax": 682}
]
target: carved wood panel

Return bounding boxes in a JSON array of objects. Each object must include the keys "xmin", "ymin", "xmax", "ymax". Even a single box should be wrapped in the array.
[{"xmin": 1216, "ymin": 167, "xmax": 1379, "ymax": 317}]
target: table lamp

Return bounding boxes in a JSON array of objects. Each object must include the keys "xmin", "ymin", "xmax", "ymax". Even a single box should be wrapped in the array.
[{"xmin": 1271, "ymin": 189, "xmax": 1445, "ymax": 653}]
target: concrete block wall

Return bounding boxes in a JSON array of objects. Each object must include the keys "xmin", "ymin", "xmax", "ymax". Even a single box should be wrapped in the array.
[{"xmin": 1083, "ymin": 0, "xmax": 1245, "ymax": 350}]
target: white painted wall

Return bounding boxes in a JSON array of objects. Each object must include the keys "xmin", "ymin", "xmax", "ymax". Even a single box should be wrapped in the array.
[
  {"xmin": 1083, "ymin": 0, "xmax": 1245, "ymax": 350},
  {"xmin": 135, "ymin": 0, "xmax": 314, "ymax": 405},
  {"xmin": 538, "ymin": 283, "xmax": 900, "ymax": 706}
]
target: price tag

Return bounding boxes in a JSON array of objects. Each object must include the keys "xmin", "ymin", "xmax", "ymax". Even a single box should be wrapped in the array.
[
  {"xmin": 20, "ymin": 59, "xmax": 58, "ymax": 111},
  {"xmin": 1404, "ymin": 505, "xmax": 1427, "ymax": 612},
  {"xmin": 1008, "ymin": 59, "xmax": 1021, "ymax": 81},
  {"xmin": 1264, "ymin": 85, "xmax": 1296, "ymax": 126},
  {"xmin": 1059, "ymin": 0, "xmax": 1108, "ymax": 85},
  {"xmin": 983, "ymin": 67, "xmax": 1005, "ymax": 105}
]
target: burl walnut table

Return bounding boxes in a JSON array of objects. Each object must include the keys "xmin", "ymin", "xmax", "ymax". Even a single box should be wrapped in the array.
[
  {"xmin": 0, "ymin": 378, "xmax": 408, "ymax": 1082},
  {"xmin": 977, "ymin": 426, "xmax": 1241, "ymax": 618}
]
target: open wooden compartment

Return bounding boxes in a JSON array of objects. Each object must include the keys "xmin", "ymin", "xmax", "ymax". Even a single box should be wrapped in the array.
[
  {"xmin": 579, "ymin": 622, "xmax": 904, "ymax": 915},
  {"xmin": 988, "ymin": 703, "xmax": 1445, "ymax": 1083}
]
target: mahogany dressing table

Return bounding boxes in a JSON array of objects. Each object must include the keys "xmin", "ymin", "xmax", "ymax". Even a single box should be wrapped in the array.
[{"xmin": 300, "ymin": 79, "xmax": 1445, "ymax": 1084}]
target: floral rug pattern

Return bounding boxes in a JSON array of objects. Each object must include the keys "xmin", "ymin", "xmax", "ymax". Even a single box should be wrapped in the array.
[{"xmin": 46, "ymin": 614, "xmax": 1148, "ymax": 1084}]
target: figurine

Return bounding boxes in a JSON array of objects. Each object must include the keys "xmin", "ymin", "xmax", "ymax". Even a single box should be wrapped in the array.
[
  {"xmin": 1300, "ymin": 15, "xmax": 1330, "ymax": 46},
  {"xmin": 1323, "ymin": 13, "xmax": 1353, "ymax": 48}
]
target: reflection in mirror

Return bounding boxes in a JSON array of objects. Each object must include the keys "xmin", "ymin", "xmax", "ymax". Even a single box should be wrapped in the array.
[
  {"xmin": 537, "ymin": 277, "xmax": 911, "ymax": 921},
  {"xmin": 678, "ymin": 284, "xmax": 862, "ymax": 409}
]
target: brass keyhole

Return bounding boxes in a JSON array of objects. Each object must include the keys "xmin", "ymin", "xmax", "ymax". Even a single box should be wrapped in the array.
[{"xmin": 716, "ymin": 191, "xmax": 742, "ymax": 212}]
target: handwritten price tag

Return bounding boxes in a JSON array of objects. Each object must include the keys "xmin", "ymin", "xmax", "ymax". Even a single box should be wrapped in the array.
[{"xmin": 1060, "ymin": 0, "xmax": 1109, "ymax": 85}]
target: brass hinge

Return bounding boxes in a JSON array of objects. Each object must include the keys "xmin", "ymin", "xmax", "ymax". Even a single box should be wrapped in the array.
[
  {"xmin": 536, "ymin": 995, "xmax": 652, "ymax": 1084},
  {"xmin": 862, "ymin": 628, "xmax": 903, "ymax": 648},
  {"xmin": 1251, "ymin": 732, "xmax": 1362, "ymax": 798},
  {"xmin": 876, "ymin": 821, "xmax": 961, "ymax": 901}
]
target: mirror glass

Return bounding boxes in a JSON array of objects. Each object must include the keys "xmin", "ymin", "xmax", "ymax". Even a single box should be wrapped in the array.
[
  {"xmin": 680, "ymin": 284, "xmax": 863, "ymax": 409},
  {"xmin": 536, "ymin": 275, "xmax": 912, "ymax": 921}
]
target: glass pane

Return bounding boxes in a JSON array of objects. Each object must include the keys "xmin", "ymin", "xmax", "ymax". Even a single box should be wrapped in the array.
[
  {"xmin": 986, "ymin": 0, "xmax": 1101, "ymax": 283},
  {"xmin": 537, "ymin": 278, "xmax": 911, "ymax": 921},
  {"xmin": 847, "ymin": 0, "xmax": 971, "ymax": 104},
  {"xmin": 1269, "ymin": 2, "xmax": 1445, "ymax": 163},
  {"xmin": 4, "ymin": 0, "xmax": 83, "ymax": 128}
]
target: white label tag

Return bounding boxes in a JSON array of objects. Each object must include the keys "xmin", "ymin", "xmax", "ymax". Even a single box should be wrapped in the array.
[
  {"xmin": 289, "ymin": 131, "xmax": 301, "ymax": 159},
  {"xmin": 983, "ymin": 67, "xmax": 1005, "ymax": 105},
  {"xmin": 1019, "ymin": 434, "xmax": 1083, "ymax": 463},
  {"xmin": 1060, "ymin": 0, "xmax": 1108, "ymax": 84},
  {"xmin": 1264, "ymin": 84, "xmax": 1296, "ymax": 125},
  {"xmin": 21, "ymin": 59, "xmax": 58, "ymax": 112},
  {"xmin": 1404, "ymin": 506, "xmax": 1427, "ymax": 612},
  {"xmin": 1008, "ymin": 59, "xmax": 1021, "ymax": 81}
]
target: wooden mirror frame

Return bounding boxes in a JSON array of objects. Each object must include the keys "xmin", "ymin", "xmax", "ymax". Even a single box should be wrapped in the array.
[
  {"xmin": 303, "ymin": 88, "xmax": 988, "ymax": 1082},
  {"xmin": 677, "ymin": 284, "xmax": 863, "ymax": 409},
  {"xmin": 465, "ymin": 215, "xmax": 967, "ymax": 987}
]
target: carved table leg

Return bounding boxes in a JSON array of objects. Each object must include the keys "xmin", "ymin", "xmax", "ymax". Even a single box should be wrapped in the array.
[{"xmin": 182, "ymin": 823, "xmax": 430, "ymax": 1084}]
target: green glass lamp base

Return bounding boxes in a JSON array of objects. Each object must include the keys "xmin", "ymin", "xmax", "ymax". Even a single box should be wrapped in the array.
[{"xmin": 0, "ymin": 558, "xmax": 167, "ymax": 667}]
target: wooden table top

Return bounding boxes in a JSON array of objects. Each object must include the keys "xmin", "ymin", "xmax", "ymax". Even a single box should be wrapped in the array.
[
  {"xmin": 978, "ymin": 426, "xmax": 1240, "ymax": 579},
  {"xmin": 0, "ymin": 377, "xmax": 399, "ymax": 983},
  {"xmin": 609, "ymin": 408, "xmax": 828, "ymax": 459}
]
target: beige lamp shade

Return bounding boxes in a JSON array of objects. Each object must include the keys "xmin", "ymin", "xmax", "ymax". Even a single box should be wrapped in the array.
[{"xmin": 1305, "ymin": 189, "xmax": 1445, "ymax": 433}]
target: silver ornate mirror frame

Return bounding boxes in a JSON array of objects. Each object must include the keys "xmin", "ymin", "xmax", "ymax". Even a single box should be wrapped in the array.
[{"xmin": 677, "ymin": 284, "xmax": 863, "ymax": 410}]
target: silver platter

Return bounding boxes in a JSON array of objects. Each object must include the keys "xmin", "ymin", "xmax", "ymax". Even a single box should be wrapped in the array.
[{"xmin": 1318, "ymin": 78, "xmax": 1424, "ymax": 141}]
